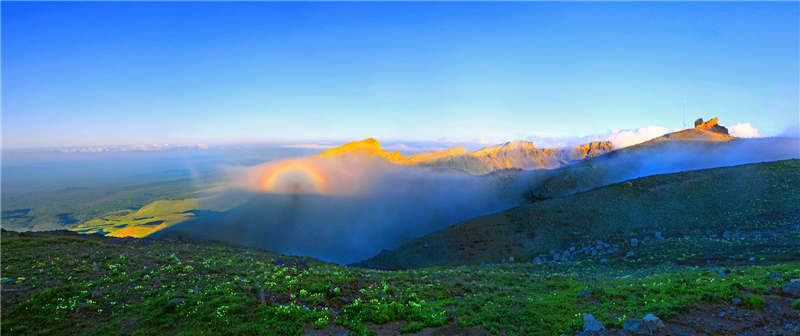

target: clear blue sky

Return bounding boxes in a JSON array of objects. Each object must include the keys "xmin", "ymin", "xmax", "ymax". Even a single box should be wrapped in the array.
[{"xmin": 2, "ymin": 2, "xmax": 798, "ymax": 148}]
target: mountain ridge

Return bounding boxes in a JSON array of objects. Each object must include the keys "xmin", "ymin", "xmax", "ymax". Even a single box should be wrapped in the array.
[{"xmin": 316, "ymin": 138, "xmax": 614, "ymax": 175}]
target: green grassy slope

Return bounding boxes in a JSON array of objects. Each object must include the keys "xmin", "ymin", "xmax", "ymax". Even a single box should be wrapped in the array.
[
  {"xmin": 355, "ymin": 159, "xmax": 800, "ymax": 269},
  {"xmin": 2, "ymin": 230, "xmax": 799, "ymax": 336}
]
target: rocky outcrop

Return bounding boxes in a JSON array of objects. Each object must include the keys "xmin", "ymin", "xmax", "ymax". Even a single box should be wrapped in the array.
[
  {"xmin": 694, "ymin": 117, "xmax": 729, "ymax": 135},
  {"xmin": 638, "ymin": 118, "xmax": 734, "ymax": 145}
]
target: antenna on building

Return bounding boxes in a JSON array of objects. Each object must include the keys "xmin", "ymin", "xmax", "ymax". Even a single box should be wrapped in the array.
[{"xmin": 682, "ymin": 99, "xmax": 687, "ymax": 129}]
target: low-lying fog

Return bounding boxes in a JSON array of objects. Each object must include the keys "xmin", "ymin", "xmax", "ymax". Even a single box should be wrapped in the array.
[
  {"xmin": 155, "ymin": 137, "xmax": 799, "ymax": 264},
  {"xmin": 4, "ymin": 137, "xmax": 798, "ymax": 265},
  {"xmin": 155, "ymin": 156, "xmax": 527, "ymax": 264}
]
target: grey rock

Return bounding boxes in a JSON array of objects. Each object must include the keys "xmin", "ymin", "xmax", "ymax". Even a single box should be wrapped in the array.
[
  {"xmin": 623, "ymin": 319, "xmax": 647, "ymax": 334},
  {"xmin": 654, "ymin": 232, "xmax": 663, "ymax": 240},
  {"xmin": 168, "ymin": 297, "xmax": 185, "ymax": 304},
  {"xmin": 630, "ymin": 238, "xmax": 639, "ymax": 247},
  {"xmin": 782, "ymin": 279, "xmax": 800, "ymax": 297},
  {"xmin": 623, "ymin": 314, "xmax": 664, "ymax": 335},
  {"xmin": 583, "ymin": 313, "xmax": 605, "ymax": 332},
  {"xmin": 643, "ymin": 314, "xmax": 664, "ymax": 329},
  {"xmin": 732, "ymin": 297, "xmax": 742, "ymax": 305}
]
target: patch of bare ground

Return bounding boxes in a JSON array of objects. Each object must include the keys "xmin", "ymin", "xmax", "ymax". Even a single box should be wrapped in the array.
[{"xmin": 580, "ymin": 295, "xmax": 799, "ymax": 336}]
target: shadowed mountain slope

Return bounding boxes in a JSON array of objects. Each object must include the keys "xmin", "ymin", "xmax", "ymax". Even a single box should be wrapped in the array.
[{"xmin": 354, "ymin": 159, "xmax": 800, "ymax": 269}]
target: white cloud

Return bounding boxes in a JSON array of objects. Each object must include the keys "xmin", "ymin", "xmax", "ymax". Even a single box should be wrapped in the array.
[
  {"xmin": 604, "ymin": 126, "xmax": 670, "ymax": 148},
  {"xmin": 280, "ymin": 144, "xmax": 335, "ymax": 149},
  {"xmin": 728, "ymin": 123, "xmax": 762, "ymax": 138}
]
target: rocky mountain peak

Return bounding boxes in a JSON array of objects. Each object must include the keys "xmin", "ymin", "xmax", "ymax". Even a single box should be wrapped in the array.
[{"xmin": 694, "ymin": 117, "xmax": 729, "ymax": 135}]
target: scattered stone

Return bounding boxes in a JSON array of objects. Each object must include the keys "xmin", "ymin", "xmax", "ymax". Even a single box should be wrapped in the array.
[
  {"xmin": 626, "ymin": 251, "xmax": 635, "ymax": 257},
  {"xmin": 168, "ymin": 297, "xmax": 185, "ymax": 304},
  {"xmin": 630, "ymin": 238, "xmax": 639, "ymax": 247},
  {"xmin": 643, "ymin": 314, "xmax": 664, "ymax": 329},
  {"xmin": 92, "ymin": 262, "xmax": 99, "ymax": 272},
  {"xmin": 91, "ymin": 290, "xmax": 103, "ymax": 299},
  {"xmin": 782, "ymin": 279, "xmax": 800, "ymax": 297},
  {"xmin": 583, "ymin": 313, "xmax": 605, "ymax": 332},
  {"xmin": 508, "ymin": 256, "xmax": 514, "ymax": 263},
  {"xmin": 732, "ymin": 297, "xmax": 742, "ymax": 305},
  {"xmin": 600, "ymin": 258, "xmax": 608, "ymax": 263},
  {"xmin": 654, "ymin": 232, "xmax": 663, "ymax": 240},
  {"xmin": 623, "ymin": 319, "xmax": 646, "ymax": 334},
  {"xmin": 623, "ymin": 314, "xmax": 664, "ymax": 335}
]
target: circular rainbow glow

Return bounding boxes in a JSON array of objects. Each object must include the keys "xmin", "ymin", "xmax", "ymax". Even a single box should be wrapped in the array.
[{"xmin": 259, "ymin": 159, "xmax": 328, "ymax": 194}]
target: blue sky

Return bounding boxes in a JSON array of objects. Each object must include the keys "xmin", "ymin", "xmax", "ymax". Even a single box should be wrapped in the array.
[{"xmin": 2, "ymin": 2, "xmax": 798, "ymax": 149}]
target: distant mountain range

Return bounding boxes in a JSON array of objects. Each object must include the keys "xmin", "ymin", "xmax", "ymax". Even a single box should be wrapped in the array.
[
  {"xmin": 353, "ymin": 118, "xmax": 800, "ymax": 269},
  {"xmin": 316, "ymin": 137, "xmax": 614, "ymax": 175}
]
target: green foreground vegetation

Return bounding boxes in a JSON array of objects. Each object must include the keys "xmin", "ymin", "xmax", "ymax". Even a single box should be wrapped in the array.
[{"xmin": 2, "ymin": 230, "xmax": 798, "ymax": 335}]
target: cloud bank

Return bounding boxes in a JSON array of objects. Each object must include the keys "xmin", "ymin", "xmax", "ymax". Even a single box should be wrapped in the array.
[
  {"xmin": 728, "ymin": 123, "xmax": 762, "ymax": 138},
  {"xmin": 603, "ymin": 126, "xmax": 671, "ymax": 148}
]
